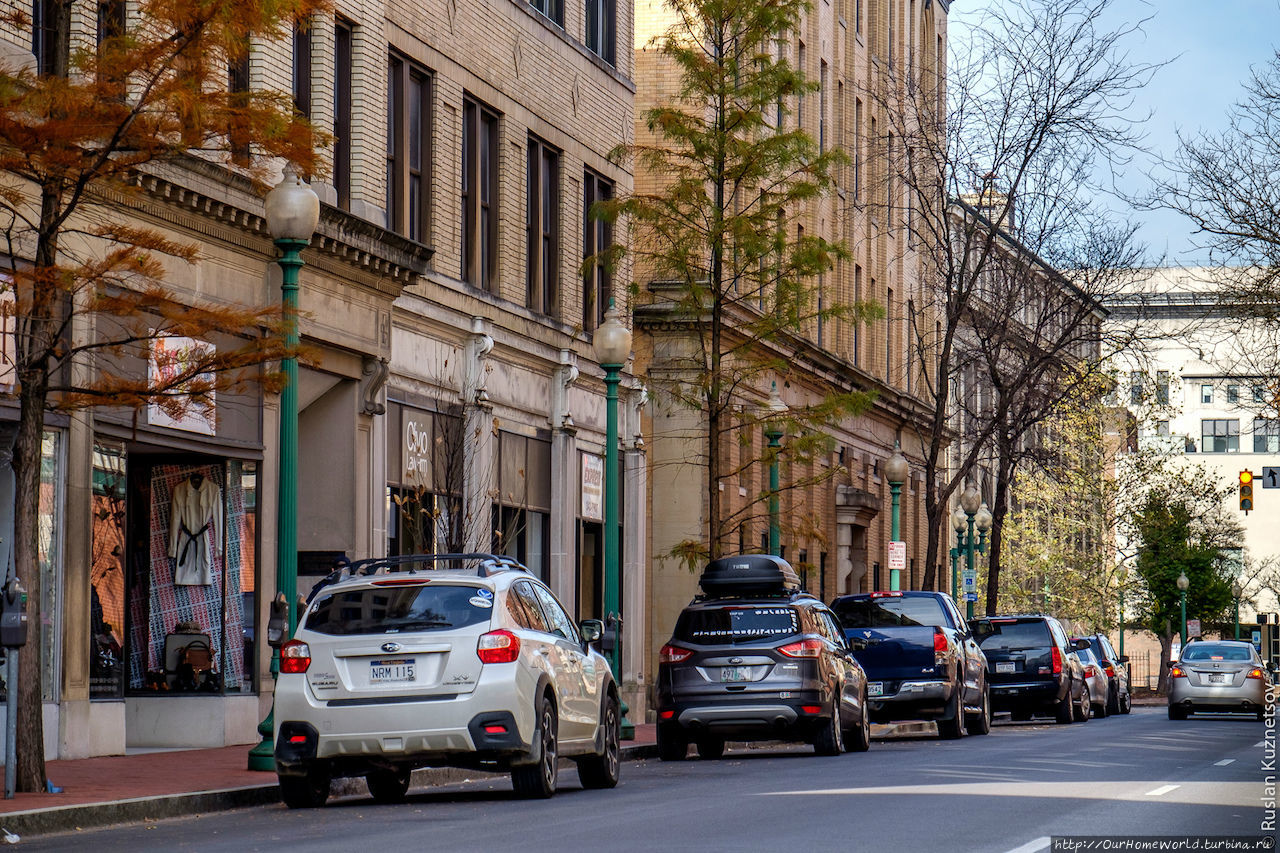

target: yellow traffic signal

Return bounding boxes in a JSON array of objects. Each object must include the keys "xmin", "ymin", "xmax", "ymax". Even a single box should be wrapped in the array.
[{"xmin": 1241, "ymin": 470, "xmax": 1254, "ymax": 513}]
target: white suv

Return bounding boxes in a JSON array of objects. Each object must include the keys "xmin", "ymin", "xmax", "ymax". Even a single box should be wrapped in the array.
[{"xmin": 273, "ymin": 554, "xmax": 621, "ymax": 807}]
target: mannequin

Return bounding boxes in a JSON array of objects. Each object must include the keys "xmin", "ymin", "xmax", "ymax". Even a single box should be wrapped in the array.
[{"xmin": 168, "ymin": 471, "xmax": 222, "ymax": 585}]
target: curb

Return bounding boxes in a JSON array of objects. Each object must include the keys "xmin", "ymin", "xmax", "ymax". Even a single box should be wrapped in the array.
[{"xmin": 3, "ymin": 742, "xmax": 661, "ymax": 839}]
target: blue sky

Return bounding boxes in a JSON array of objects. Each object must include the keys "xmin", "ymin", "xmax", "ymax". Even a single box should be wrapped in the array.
[{"xmin": 951, "ymin": 0, "xmax": 1278, "ymax": 265}]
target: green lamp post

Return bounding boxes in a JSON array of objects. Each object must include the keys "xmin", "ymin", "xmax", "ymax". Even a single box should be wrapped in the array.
[
  {"xmin": 248, "ymin": 165, "xmax": 319, "ymax": 772},
  {"xmin": 764, "ymin": 382, "xmax": 787, "ymax": 557},
  {"xmin": 1118, "ymin": 567, "xmax": 1127, "ymax": 659},
  {"xmin": 1177, "ymin": 570, "xmax": 1189, "ymax": 651},
  {"xmin": 1233, "ymin": 579, "xmax": 1244, "ymax": 640},
  {"xmin": 885, "ymin": 443, "xmax": 909, "ymax": 592},
  {"xmin": 592, "ymin": 299, "xmax": 634, "ymax": 740},
  {"xmin": 949, "ymin": 507, "xmax": 966, "ymax": 602}
]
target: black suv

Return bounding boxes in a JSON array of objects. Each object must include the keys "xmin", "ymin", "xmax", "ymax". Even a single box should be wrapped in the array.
[
  {"xmin": 656, "ymin": 555, "xmax": 871, "ymax": 759},
  {"xmin": 970, "ymin": 615, "xmax": 1090, "ymax": 724},
  {"xmin": 1072, "ymin": 632, "xmax": 1132, "ymax": 716}
]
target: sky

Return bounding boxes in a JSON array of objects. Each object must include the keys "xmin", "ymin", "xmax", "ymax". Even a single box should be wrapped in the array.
[{"xmin": 950, "ymin": 0, "xmax": 1279, "ymax": 267}]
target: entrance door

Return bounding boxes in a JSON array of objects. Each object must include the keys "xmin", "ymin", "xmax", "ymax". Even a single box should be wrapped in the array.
[{"xmin": 577, "ymin": 520, "xmax": 602, "ymax": 621}]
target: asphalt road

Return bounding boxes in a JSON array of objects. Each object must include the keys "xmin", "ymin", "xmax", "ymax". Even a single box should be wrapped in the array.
[{"xmin": 23, "ymin": 707, "xmax": 1272, "ymax": 853}]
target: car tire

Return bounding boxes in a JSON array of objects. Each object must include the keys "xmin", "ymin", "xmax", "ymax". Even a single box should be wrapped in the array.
[
  {"xmin": 965, "ymin": 682, "xmax": 992, "ymax": 736},
  {"xmin": 279, "ymin": 767, "xmax": 330, "ymax": 809},
  {"xmin": 1055, "ymin": 684, "xmax": 1075, "ymax": 724},
  {"xmin": 813, "ymin": 700, "xmax": 846, "ymax": 756},
  {"xmin": 847, "ymin": 689, "xmax": 872, "ymax": 752},
  {"xmin": 1075, "ymin": 685, "xmax": 1091, "ymax": 722},
  {"xmin": 1093, "ymin": 697, "xmax": 1108, "ymax": 719},
  {"xmin": 937, "ymin": 687, "xmax": 965, "ymax": 739},
  {"xmin": 696, "ymin": 737, "xmax": 726, "ymax": 760},
  {"xmin": 1168, "ymin": 704, "xmax": 1188, "ymax": 720},
  {"xmin": 1106, "ymin": 683, "xmax": 1121, "ymax": 716},
  {"xmin": 365, "ymin": 768, "xmax": 410, "ymax": 804},
  {"xmin": 1121, "ymin": 692, "xmax": 1132, "ymax": 714},
  {"xmin": 577, "ymin": 695, "xmax": 621, "ymax": 789},
  {"xmin": 512, "ymin": 694, "xmax": 558, "ymax": 799},
  {"xmin": 657, "ymin": 724, "xmax": 687, "ymax": 762}
]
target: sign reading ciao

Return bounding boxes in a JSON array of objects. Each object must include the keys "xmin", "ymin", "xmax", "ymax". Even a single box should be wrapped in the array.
[{"xmin": 403, "ymin": 415, "xmax": 432, "ymax": 485}]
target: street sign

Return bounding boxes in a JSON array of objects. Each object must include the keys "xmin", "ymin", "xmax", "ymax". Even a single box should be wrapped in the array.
[
  {"xmin": 1254, "ymin": 630, "xmax": 1263, "ymax": 651},
  {"xmin": 888, "ymin": 541, "xmax": 906, "ymax": 571},
  {"xmin": 1265, "ymin": 467, "xmax": 1280, "ymax": 489},
  {"xmin": 963, "ymin": 575, "xmax": 975, "ymax": 590},
  {"xmin": 1187, "ymin": 618, "xmax": 1201, "ymax": 638},
  {"xmin": 964, "ymin": 592, "xmax": 978, "ymax": 602}
]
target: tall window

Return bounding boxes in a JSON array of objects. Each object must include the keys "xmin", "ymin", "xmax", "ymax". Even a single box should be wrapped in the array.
[
  {"xmin": 1201, "ymin": 419, "xmax": 1239, "ymax": 454},
  {"xmin": 797, "ymin": 42, "xmax": 805, "ymax": 131},
  {"xmin": 1255, "ymin": 419, "xmax": 1280, "ymax": 453},
  {"xmin": 33, "ymin": 0, "xmax": 55, "ymax": 75},
  {"xmin": 887, "ymin": 0, "xmax": 894, "ymax": 63},
  {"xmin": 1201, "ymin": 383, "xmax": 1213, "ymax": 404},
  {"xmin": 854, "ymin": 98, "xmax": 863, "ymax": 199},
  {"xmin": 1129, "ymin": 370, "xmax": 1143, "ymax": 405},
  {"xmin": 1228, "ymin": 384, "xmax": 1239, "ymax": 404},
  {"xmin": 582, "ymin": 168, "xmax": 614, "ymax": 331},
  {"xmin": 1156, "ymin": 370, "xmax": 1169, "ymax": 405},
  {"xmin": 293, "ymin": 22, "xmax": 312, "ymax": 119},
  {"xmin": 387, "ymin": 55, "xmax": 432, "ymax": 242},
  {"xmin": 1256, "ymin": 385, "xmax": 1268, "ymax": 404},
  {"xmin": 819, "ymin": 60, "xmax": 827, "ymax": 153},
  {"xmin": 462, "ymin": 96, "xmax": 500, "ymax": 291},
  {"xmin": 96, "ymin": 0, "xmax": 125, "ymax": 44},
  {"xmin": 526, "ymin": 136, "xmax": 560, "ymax": 315},
  {"xmin": 334, "ymin": 19, "xmax": 353, "ymax": 210},
  {"xmin": 885, "ymin": 285, "xmax": 893, "ymax": 382},
  {"xmin": 228, "ymin": 52, "xmax": 251, "ymax": 166},
  {"xmin": 585, "ymin": 0, "xmax": 615, "ymax": 65},
  {"xmin": 530, "ymin": 0, "xmax": 563, "ymax": 25}
]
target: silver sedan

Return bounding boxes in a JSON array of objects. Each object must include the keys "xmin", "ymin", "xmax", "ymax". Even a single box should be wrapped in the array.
[
  {"xmin": 1072, "ymin": 648, "xmax": 1111, "ymax": 718},
  {"xmin": 1168, "ymin": 639, "xmax": 1271, "ymax": 721}
]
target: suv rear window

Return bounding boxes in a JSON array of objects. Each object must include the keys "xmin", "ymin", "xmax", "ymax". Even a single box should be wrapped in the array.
[
  {"xmin": 674, "ymin": 606, "xmax": 800, "ymax": 644},
  {"xmin": 306, "ymin": 584, "xmax": 492, "ymax": 636},
  {"xmin": 973, "ymin": 619, "xmax": 1051, "ymax": 650},
  {"xmin": 832, "ymin": 596, "xmax": 948, "ymax": 629}
]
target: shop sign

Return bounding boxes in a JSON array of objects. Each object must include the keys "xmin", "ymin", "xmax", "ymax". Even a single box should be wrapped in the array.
[
  {"xmin": 148, "ymin": 335, "xmax": 215, "ymax": 435},
  {"xmin": 402, "ymin": 414, "xmax": 432, "ymax": 486},
  {"xmin": 581, "ymin": 453, "xmax": 603, "ymax": 521}
]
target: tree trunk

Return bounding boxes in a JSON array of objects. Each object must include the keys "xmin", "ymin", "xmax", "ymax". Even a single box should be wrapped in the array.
[
  {"xmin": 922, "ymin": 488, "xmax": 941, "ymax": 591},
  {"xmin": 984, "ymin": 456, "xmax": 1014, "ymax": 616},
  {"xmin": 13, "ymin": 383, "xmax": 47, "ymax": 793},
  {"xmin": 1156, "ymin": 626, "xmax": 1173, "ymax": 695}
]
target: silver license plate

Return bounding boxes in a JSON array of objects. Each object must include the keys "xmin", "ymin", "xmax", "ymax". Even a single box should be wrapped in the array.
[
  {"xmin": 721, "ymin": 666, "xmax": 752, "ymax": 683},
  {"xmin": 1209, "ymin": 673, "xmax": 1227, "ymax": 684},
  {"xmin": 868, "ymin": 682, "xmax": 883, "ymax": 697},
  {"xmin": 370, "ymin": 658, "xmax": 416, "ymax": 683},
  {"xmin": 996, "ymin": 661, "xmax": 1015, "ymax": 674}
]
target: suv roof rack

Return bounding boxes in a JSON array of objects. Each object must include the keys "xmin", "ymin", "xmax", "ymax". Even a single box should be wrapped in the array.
[{"xmin": 307, "ymin": 553, "xmax": 529, "ymax": 603}]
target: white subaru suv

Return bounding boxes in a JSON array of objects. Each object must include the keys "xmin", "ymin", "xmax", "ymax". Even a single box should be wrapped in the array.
[{"xmin": 273, "ymin": 554, "xmax": 621, "ymax": 808}]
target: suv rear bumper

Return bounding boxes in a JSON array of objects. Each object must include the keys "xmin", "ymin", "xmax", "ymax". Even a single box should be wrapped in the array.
[
  {"xmin": 990, "ymin": 679, "xmax": 1061, "ymax": 710},
  {"xmin": 660, "ymin": 692, "xmax": 827, "ymax": 739},
  {"xmin": 865, "ymin": 678, "xmax": 953, "ymax": 721}
]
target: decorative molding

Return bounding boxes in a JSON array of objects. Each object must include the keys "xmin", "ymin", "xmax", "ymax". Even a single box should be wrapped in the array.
[{"xmin": 360, "ymin": 356, "xmax": 390, "ymax": 416}]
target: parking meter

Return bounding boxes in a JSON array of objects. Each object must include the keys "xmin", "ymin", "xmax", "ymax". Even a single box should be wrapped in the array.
[
  {"xmin": 0, "ymin": 576, "xmax": 27, "ymax": 648},
  {"xmin": 266, "ymin": 592, "xmax": 288, "ymax": 648}
]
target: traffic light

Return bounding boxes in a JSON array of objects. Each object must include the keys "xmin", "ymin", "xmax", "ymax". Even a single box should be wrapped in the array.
[{"xmin": 1241, "ymin": 470, "xmax": 1255, "ymax": 513}]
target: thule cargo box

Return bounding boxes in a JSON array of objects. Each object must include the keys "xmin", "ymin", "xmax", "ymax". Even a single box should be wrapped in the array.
[{"xmin": 698, "ymin": 554, "xmax": 801, "ymax": 596}]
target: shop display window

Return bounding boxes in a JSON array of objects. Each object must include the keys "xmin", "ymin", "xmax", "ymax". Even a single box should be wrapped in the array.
[{"xmin": 90, "ymin": 441, "xmax": 126, "ymax": 699}]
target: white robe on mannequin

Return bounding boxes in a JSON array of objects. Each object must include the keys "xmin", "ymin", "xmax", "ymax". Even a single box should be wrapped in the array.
[{"xmin": 168, "ymin": 475, "xmax": 222, "ymax": 586}]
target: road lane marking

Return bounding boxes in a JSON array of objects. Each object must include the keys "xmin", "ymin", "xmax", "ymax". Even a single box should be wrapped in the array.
[
  {"xmin": 1144, "ymin": 784, "xmax": 1180, "ymax": 796},
  {"xmin": 1215, "ymin": 759, "xmax": 1236, "ymax": 766},
  {"xmin": 1001, "ymin": 837, "xmax": 1050, "ymax": 853},
  {"xmin": 1257, "ymin": 741, "xmax": 1267, "ymax": 748}
]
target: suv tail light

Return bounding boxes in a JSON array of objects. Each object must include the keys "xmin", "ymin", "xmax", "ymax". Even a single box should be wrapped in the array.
[
  {"xmin": 933, "ymin": 627, "xmax": 948, "ymax": 654},
  {"xmin": 1248, "ymin": 667, "xmax": 1265, "ymax": 680},
  {"xmin": 1084, "ymin": 664, "xmax": 1097, "ymax": 679},
  {"xmin": 1170, "ymin": 665, "xmax": 1186, "ymax": 679},
  {"xmin": 779, "ymin": 638, "xmax": 824, "ymax": 658},
  {"xmin": 1104, "ymin": 664, "xmax": 1116, "ymax": 678},
  {"xmin": 1051, "ymin": 646, "xmax": 1063, "ymax": 675},
  {"xmin": 477, "ymin": 629, "xmax": 521, "ymax": 664},
  {"xmin": 659, "ymin": 644, "xmax": 693, "ymax": 664},
  {"xmin": 280, "ymin": 639, "xmax": 311, "ymax": 674}
]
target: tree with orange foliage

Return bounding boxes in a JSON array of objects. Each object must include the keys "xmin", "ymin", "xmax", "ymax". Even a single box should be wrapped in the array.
[{"xmin": 0, "ymin": 0, "xmax": 326, "ymax": 791}]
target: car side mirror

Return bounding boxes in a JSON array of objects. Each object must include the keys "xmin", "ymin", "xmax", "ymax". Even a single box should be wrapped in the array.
[
  {"xmin": 579, "ymin": 619, "xmax": 604, "ymax": 645},
  {"xmin": 1119, "ymin": 654, "xmax": 1129, "ymax": 664}
]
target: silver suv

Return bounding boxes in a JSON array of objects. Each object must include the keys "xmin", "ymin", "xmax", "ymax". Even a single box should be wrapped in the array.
[{"xmin": 273, "ymin": 554, "xmax": 620, "ymax": 807}]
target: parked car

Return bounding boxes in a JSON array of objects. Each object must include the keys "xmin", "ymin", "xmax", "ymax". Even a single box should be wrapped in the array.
[
  {"xmin": 830, "ymin": 590, "xmax": 990, "ymax": 738},
  {"xmin": 1168, "ymin": 638, "xmax": 1272, "ymax": 721},
  {"xmin": 1073, "ymin": 632, "xmax": 1131, "ymax": 715},
  {"xmin": 656, "ymin": 554, "xmax": 871, "ymax": 760},
  {"xmin": 970, "ymin": 615, "xmax": 1089, "ymax": 724},
  {"xmin": 1071, "ymin": 647, "xmax": 1110, "ymax": 718},
  {"xmin": 273, "ymin": 554, "xmax": 621, "ymax": 808}
]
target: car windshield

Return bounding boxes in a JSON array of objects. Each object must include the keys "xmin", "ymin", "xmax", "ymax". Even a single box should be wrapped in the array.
[
  {"xmin": 305, "ymin": 584, "xmax": 493, "ymax": 636},
  {"xmin": 831, "ymin": 596, "xmax": 948, "ymax": 629},
  {"xmin": 973, "ymin": 619, "xmax": 1050, "ymax": 650},
  {"xmin": 673, "ymin": 606, "xmax": 800, "ymax": 644},
  {"xmin": 1181, "ymin": 644, "xmax": 1252, "ymax": 662}
]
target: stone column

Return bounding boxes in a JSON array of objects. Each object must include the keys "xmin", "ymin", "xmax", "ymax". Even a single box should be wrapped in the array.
[
  {"xmin": 463, "ymin": 318, "xmax": 495, "ymax": 554},
  {"xmin": 549, "ymin": 349, "xmax": 578, "ymax": 610}
]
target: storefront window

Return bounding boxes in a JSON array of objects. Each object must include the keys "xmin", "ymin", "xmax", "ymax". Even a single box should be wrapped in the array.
[
  {"xmin": 90, "ymin": 441, "xmax": 127, "ymax": 699},
  {"xmin": 38, "ymin": 432, "xmax": 62, "ymax": 701}
]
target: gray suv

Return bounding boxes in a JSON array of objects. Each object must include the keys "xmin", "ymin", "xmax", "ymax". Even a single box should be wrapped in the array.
[{"xmin": 655, "ymin": 555, "xmax": 871, "ymax": 759}]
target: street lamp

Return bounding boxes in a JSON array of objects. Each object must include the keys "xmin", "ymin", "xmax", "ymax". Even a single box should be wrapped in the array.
[
  {"xmin": 764, "ymin": 381, "xmax": 788, "ymax": 558},
  {"xmin": 1176, "ymin": 570, "xmax": 1189, "ymax": 651},
  {"xmin": 1233, "ymin": 579, "xmax": 1244, "ymax": 640},
  {"xmin": 949, "ymin": 507, "xmax": 967, "ymax": 603},
  {"xmin": 1118, "ymin": 567, "xmax": 1127, "ymax": 659},
  {"xmin": 592, "ymin": 298, "xmax": 632, "ymax": 739},
  {"xmin": 248, "ymin": 165, "xmax": 319, "ymax": 772},
  {"xmin": 884, "ymin": 443, "xmax": 909, "ymax": 592},
  {"xmin": 951, "ymin": 484, "xmax": 989, "ymax": 619}
]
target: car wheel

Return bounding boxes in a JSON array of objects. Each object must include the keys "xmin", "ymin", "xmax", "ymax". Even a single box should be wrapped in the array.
[
  {"xmin": 512, "ymin": 694, "xmax": 558, "ymax": 799},
  {"xmin": 846, "ymin": 688, "xmax": 872, "ymax": 752},
  {"xmin": 279, "ymin": 767, "xmax": 330, "ymax": 809},
  {"xmin": 1168, "ymin": 704, "xmax": 1188, "ymax": 720},
  {"xmin": 813, "ymin": 699, "xmax": 846, "ymax": 756},
  {"xmin": 1093, "ymin": 698, "xmax": 1108, "ymax": 719},
  {"xmin": 365, "ymin": 768, "xmax": 410, "ymax": 804},
  {"xmin": 1055, "ymin": 684, "xmax": 1075, "ymax": 724},
  {"xmin": 696, "ymin": 737, "xmax": 726, "ymax": 760},
  {"xmin": 1075, "ymin": 685, "xmax": 1090, "ymax": 722},
  {"xmin": 937, "ymin": 687, "xmax": 965, "ymax": 739},
  {"xmin": 577, "ymin": 695, "xmax": 621, "ymax": 789},
  {"xmin": 965, "ymin": 682, "xmax": 992, "ymax": 736},
  {"xmin": 1105, "ymin": 683, "xmax": 1121, "ymax": 716},
  {"xmin": 657, "ymin": 723, "xmax": 688, "ymax": 762},
  {"xmin": 1121, "ymin": 692, "xmax": 1132, "ymax": 714}
]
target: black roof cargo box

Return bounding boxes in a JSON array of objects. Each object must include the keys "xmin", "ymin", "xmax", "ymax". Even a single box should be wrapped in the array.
[{"xmin": 699, "ymin": 554, "xmax": 801, "ymax": 596}]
